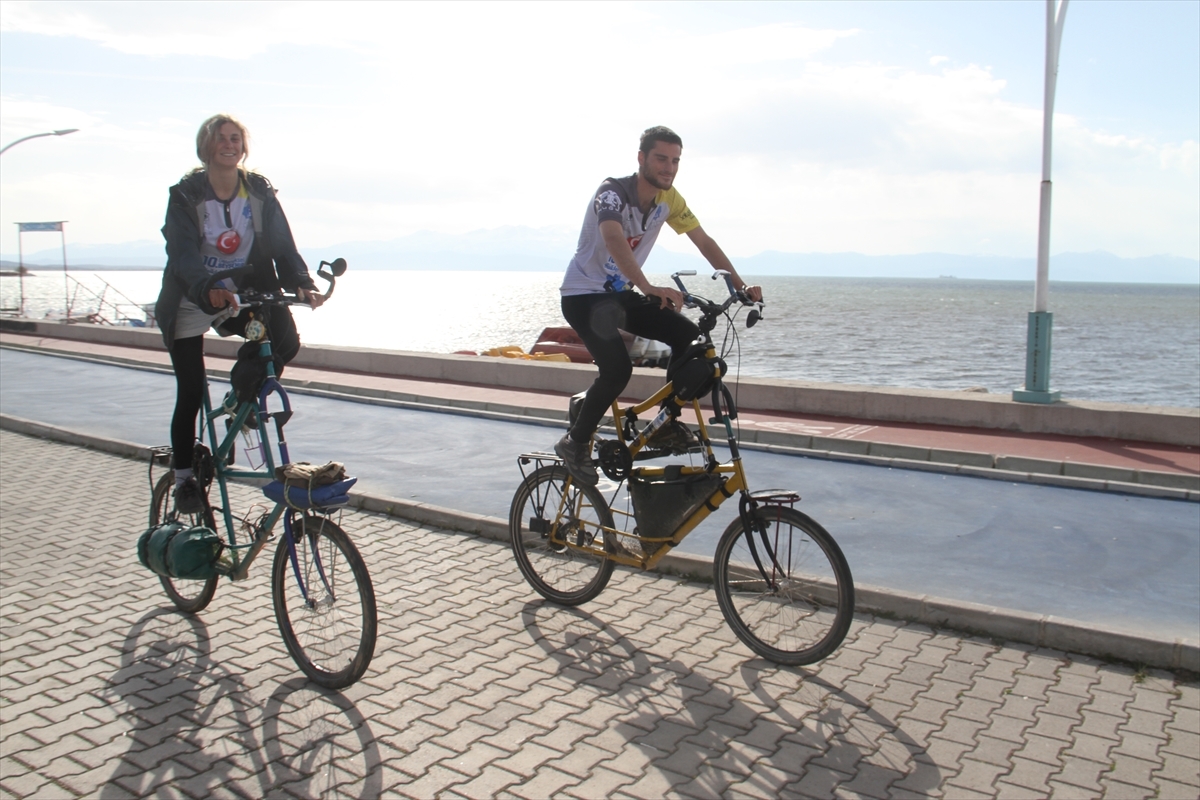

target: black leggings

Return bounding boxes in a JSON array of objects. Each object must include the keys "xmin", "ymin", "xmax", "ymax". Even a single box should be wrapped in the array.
[
  {"xmin": 167, "ymin": 305, "xmax": 300, "ymax": 471},
  {"xmin": 561, "ymin": 291, "xmax": 700, "ymax": 443}
]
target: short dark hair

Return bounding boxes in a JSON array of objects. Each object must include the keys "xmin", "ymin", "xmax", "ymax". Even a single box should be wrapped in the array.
[{"xmin": 639, "ymin": 126, "xmax": 682, "ymax": 155}]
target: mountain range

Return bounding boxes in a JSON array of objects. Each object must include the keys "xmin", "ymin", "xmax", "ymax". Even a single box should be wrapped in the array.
[{"xmin": 4, "ymin": 226, "xmax": 1197, "ymax": 283}]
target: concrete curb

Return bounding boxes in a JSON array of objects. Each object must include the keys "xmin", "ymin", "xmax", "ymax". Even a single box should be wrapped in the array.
[
  {"xmin": 3, "ymin": 413, "xmax": 1195, "ymax": 673},
  {"xmin": 4, "ymin": 317, "xmax": 1198, "ymax": 445},
  {"xmin": 4, "ymin": 340, "xmax": 1196, "ymax": 500}
]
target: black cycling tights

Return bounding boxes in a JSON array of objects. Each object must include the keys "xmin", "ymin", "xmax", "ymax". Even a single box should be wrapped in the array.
[
  {"xmin": 561, "ymin": 291, "xmax": 700, "ymax": 445},
  {"xmin": 168, "ymin": 335, "xmax": 207, "ymax": 471},
  {"xmin": 167, "ymin": 306, "xmax": 300, "ymax": 471}
]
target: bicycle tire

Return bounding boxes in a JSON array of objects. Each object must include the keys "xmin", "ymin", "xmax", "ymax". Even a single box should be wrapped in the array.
[
  {"xmin": 272, "ymin": 514, "xmax": 377, "ymax": 689},
  {"xmin": 150, "ymin": 471, "xmax": 219, "ymax": 614},
  {"xmin": 713, "ymin": 506, "xmax": 854, "ymax": 666},
  {"xmin": 509, "ymin": 465, "xmax": 615, "ymax": 606}
]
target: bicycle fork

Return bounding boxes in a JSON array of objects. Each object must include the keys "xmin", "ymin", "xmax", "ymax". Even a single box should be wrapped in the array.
[
  {"xmin": 285, "ymin": 513, "xmax": 336, "ymax": 609},
  {"xmin": 739, "ymin": 493, "xmax": 793, "ymax": 591}
]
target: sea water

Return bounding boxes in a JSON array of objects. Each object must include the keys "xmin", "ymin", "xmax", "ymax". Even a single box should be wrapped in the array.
[{"xmin": 3, "ymin": 269, "xmax": 1197, "ymax": 409}]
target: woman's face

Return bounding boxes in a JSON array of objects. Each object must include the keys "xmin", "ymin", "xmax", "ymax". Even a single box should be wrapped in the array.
[{"xmin": 208, "ymin": 122, "xmax": 245, "ymax": 168}]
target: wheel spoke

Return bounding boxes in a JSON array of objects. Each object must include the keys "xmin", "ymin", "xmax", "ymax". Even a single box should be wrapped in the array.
[
  {"xmin": 510, "ymin": 465, "xmax": 615, "ymax": 606},
  {"xmin": 714, "ymin": 506, "xmax": 853, "ymax": 666},
  {"xmin": 273, "ymin": 515, "xmax": 376, "ymax": 689}
]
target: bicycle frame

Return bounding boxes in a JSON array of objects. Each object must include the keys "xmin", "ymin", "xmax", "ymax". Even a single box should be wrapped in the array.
[
  {"xmin": 193, "ymin": 327, "xmax": 330, "ymax": 604},
  {"xmin": 601, "ymin": 380, "xmax": 748, "ymax": 569}
]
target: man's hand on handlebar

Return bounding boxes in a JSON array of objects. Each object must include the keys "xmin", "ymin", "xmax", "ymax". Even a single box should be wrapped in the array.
[
  {"xmin": 741, "ymin": 284, "xmax": 764, "ymax": 303},
  {"xmin": 647, "ymin": 285, "xmax": 686, "ymax": 311}
]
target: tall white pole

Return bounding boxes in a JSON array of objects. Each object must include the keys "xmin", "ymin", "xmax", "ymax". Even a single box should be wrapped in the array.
[
  {"xmin": 1016, "ymin": 0, "xmax": 1068, "ymax": 404},
  {"xmin": 1035, "ymin": 0, "xmax": 1069, "ymax": 313}
]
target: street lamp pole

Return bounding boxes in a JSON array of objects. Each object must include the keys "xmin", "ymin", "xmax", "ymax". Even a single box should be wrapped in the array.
[
  {"xmin": 0, "ymin": 129, "xmax": 79, "ymax": 317},
  {"xmin": 1014, "ymin": 0, "xmax": 1068, "ymax": 404},
  {"xmin": 0, "ymin": 128, "xmax": 79, "ymax": 156}
]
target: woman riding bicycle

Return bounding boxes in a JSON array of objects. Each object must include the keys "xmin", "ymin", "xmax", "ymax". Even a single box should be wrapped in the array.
[{"xmin": 155, "ymin": 113, "xmax": 324, "ymax": 514}]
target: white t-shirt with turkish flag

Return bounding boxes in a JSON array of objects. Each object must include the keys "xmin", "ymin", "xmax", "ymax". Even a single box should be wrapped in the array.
[{"xmin": 175, "ymin": 178, "xmax": 257, "ymax": 339}]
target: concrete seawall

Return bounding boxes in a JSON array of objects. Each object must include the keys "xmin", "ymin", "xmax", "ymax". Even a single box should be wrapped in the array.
[{"xmin": 6, "ymin": 317, "xmax": 1197, "ymax": 446}]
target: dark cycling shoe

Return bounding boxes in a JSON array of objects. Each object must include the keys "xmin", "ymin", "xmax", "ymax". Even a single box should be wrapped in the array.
[
  {"xmin": 649, "ymin": 420, "xmax": 700, "ymax": 455},
  {"xmin": 554, "ymin": 435, "xmax": 599, "ymax": 487},
  {"xmin": 174, "ymin": 477, "xmax": 205, "ymax": 515}
]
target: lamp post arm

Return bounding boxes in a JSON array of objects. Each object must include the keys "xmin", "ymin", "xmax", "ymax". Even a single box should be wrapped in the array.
[{"xmin": 0, "ymin": 128, "xmax": 79, "ymax": 157}]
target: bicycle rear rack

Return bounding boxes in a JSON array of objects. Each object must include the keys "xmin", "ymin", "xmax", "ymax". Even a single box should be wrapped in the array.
[
  {"xmin": 517, "ymin": 451, "xmax": 561, "ymax": 482},
  {"xmin": 748, "ymin": 489, "xmax": 801, "ymax": 507}
]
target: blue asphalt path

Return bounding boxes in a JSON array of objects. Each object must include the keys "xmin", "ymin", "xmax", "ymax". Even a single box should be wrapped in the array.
[{"xmin": 3, "ymin": 347, "xmax": 1198, "ymax": 643}]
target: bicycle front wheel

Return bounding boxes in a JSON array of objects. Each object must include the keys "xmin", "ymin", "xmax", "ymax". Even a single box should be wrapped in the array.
[
  {"xmin": 714, "ymin": 506, "xmax": 854, "ymax": 666},
  {"xmin": 272, "ymin": 514, "xmax": 377, "ymax": 689},
  {"xmin": 510, "ymin": 465, "xmax": 615, "ymax": 606},
  {"xmin": 150, "ymin": 471, "xmax": 218, "ymax": 614}
]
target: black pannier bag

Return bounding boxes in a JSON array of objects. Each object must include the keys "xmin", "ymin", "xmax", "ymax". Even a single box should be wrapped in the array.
[{"xmin": 628, "ymin": 466, "xmax": 725, "ymax": 548}]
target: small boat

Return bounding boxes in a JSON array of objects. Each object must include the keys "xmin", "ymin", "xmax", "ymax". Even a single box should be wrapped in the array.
[
  {"xmin": 530, "ymin": 327, "xmax": 670, "ymax": 368},
  {"xmin": 458, "ymin": 327, "xmax": 671, "ymax": 368}
]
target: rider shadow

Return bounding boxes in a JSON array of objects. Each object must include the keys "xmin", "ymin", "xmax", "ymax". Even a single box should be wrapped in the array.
[
  {"xmin": 100, "ymin": 608, "xmax": 381, "ymax": 798},
  {"xmin": 100, "ymin": 608, "xmax": 261, "ymax": 798},
  {"xmin": 520, "ymin": 601, "xmax": 941, "ymax": 796}
]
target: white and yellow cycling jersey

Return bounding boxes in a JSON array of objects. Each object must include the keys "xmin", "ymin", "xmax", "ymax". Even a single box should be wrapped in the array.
[{"xmin": 560, "ymin": 173, "xmax": 700, "ymax": 296}]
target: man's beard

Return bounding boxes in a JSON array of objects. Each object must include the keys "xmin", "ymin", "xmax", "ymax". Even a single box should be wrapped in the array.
[{"xmin": 639, "ymin": 165, "xmax": 671, "ymax": 191}]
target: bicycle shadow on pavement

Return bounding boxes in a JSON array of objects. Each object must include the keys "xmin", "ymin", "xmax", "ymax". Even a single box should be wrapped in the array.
[
  {"xmin": 521, "ymin": 601, "xmax": 941, "ymax": 796},
  {"xmin": 260, "ymin": 677, "xmax": 383, "ymax": 799},
  {"xmin": 101, "ymin": 607, "xmax": 381, "ymax": 798},
  {"xmin": 738, "ymin": 660, "xmax": 942, "ymax": 796},
  {"xmin": 100, "ymin": 607, "xmax": 266, "ymax": 797}
]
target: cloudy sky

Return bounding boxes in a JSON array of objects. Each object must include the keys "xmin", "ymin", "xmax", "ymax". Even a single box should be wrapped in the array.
[{"xmin": 1, "ymin": 0, "xmax": 1197, "ymax": 264}]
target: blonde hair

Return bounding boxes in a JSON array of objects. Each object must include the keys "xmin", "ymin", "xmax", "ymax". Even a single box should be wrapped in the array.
[{"xmin": 195, "ymin": 114, "xmax": 249, "ymax": 166}]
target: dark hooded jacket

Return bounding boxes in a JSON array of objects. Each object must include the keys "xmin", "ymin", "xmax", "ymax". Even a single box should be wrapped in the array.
[{"xmin": 155, "ymin": 169, "xmax": 317, "ymax": 348}]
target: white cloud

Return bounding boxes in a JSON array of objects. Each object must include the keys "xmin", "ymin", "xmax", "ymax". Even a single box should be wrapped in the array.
[{"xmin": 1, "ymin": 2, "xmax": 1195, "ymax": 260}]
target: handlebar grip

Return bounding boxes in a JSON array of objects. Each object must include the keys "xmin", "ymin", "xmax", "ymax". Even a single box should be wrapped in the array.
[
  {"xmin": 316, "ymin": 257, "xmax": 347, "ymax": 300},
  {"xmin": 197, "ymin": 267, "xmax": 248, "ymax": 313}
]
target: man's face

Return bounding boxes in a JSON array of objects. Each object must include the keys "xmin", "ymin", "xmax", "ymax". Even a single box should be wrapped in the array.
[{"xmin": 637, "ymin": 142, "xmax": 681, "ymax": 191}]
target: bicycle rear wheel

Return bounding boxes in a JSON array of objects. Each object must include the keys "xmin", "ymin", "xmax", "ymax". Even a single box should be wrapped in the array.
[
  {"xmin": 510, "ymin": 465, "xmax": 615, "ymax": 606},
  {"xmin": 150, "ymin": 471, "xmax": 218, "ymax": 613},
  {"xmin": 272, "ymin": 514, "xmax": 377, "ymax": 689},
  {"xmin": 714, "ymin": 506, "xmax": 854, "ymax": 666}
]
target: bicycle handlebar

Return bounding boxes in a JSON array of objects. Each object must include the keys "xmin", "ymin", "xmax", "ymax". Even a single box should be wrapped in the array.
[
  {"xmin": 200, "ymin": 257, "xmax": 348, "ymax": 314},
  {"xmin": 671, "ymin": 270, "xmax": 764, "ymax": 328}
]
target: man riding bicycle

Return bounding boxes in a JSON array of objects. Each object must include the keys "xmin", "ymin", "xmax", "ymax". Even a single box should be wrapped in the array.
[{"xmin": 555, "ymin": 125, "xmax": 763, "ymax": 487}]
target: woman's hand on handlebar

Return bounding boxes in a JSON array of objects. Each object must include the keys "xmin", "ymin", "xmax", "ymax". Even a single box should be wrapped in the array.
[
  {"xmin": 296, "ymin": 287, "xmax": 325, "ymax": 309},
  {"xmin": 741, "ymin": 284, "xmax": 763, "ymax": 303},
  {"xmin": 208, "ymin": 288, "xmax": 239, "ymax": 311}
]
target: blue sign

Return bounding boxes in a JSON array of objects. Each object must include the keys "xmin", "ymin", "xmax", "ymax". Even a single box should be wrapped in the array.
[{"xmin": 17, "ymin": 222, "xmax": 64, "ymax": 232}]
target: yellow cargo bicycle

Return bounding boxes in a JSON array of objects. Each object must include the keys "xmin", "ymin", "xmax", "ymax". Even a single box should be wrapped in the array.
[{"xmin": 510, "ymin": 272, "xmax": 854, "ymax": 666}]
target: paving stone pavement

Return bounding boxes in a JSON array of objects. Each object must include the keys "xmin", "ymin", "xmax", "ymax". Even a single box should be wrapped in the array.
[{"xmin": 1, "ymin": 429, "xmax": 1198, "ymax": 799}]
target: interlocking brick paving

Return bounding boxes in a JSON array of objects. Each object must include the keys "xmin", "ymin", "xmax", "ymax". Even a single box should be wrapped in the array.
[{"xmin": 1, "ymin": 430, "xmax": 1197, "ymax": 798}]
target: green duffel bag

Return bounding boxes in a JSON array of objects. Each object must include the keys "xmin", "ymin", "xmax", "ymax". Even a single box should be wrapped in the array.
[{"xmin": 137, "ymin": 521, "xmax": 222, "ymax": 580}]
